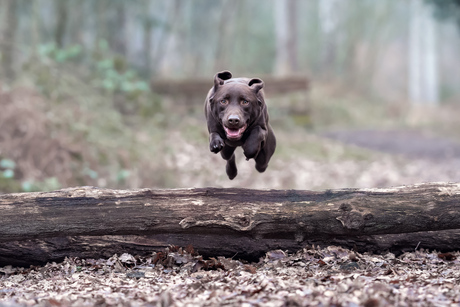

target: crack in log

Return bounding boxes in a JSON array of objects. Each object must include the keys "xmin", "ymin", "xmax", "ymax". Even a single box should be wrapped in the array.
[{"xmin": 179, "ymin": 216, "xmax": 259, "ymax": 232}]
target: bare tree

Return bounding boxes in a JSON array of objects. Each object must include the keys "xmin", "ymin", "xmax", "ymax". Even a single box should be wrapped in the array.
[
  {"xmin": 318, "ymin": 0, "xmax": 340, "ymax": 77},
  {"xmin": 158, "ymin": 0, "xmax": 187, "ymax": 76},
  {"xmin": 274, "ymin": 0, "xmax": 299, "ymax": 75},
  {"xmin": 409, "ymin": 0, "xmax": 439, "ymax": 105},
  {"xmin": 54, "ymin": 0, "xmax": 68, "ymax": 48},
  {"xmin": 31, "ymin": 0, "xmax": 41, "ymax": 48},
  {"xmin": 142, "ymin": 1, "xmax": 154, "ymax": 75},
  {"xmin": 214, "ymin": 0, "xmax": 240, "ymax": 72},
  {"xmin": 1, "ymin": 0, "xmax": 18, "ymax": 81},
  {"xmin": 287, "ymin": 0, "xmax": 299, "ymax": 72},
  {"xmin": 115, "ymin": 2, "xmax": 127, "ymax": 56}
]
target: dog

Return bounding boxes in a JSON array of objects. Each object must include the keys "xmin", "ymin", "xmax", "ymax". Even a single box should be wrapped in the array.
[{"xmin": 204, "ymin": 71, "xmax": 276, "ymax": 179}]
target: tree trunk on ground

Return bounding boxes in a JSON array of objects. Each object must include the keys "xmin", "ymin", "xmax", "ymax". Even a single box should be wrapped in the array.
[{"xmin": 1, "ymin": 183, "xmax": 460, "ymax": 266}]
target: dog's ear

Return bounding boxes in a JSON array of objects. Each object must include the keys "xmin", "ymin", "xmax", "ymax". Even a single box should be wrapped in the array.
[
  {"xmin": 249, "ymin": 78, "xmax": 264, "ymax": 106},
  {"xmin": 214, "ymin": 71, "xmax": 232, "ymax": 89},
  {"xmin": 210, "ymin": 71, "xmax": 232, "ymax": 103},
  {"xmin": 248, "ymin": 78, "xmax": 264, "ymax": 94}
]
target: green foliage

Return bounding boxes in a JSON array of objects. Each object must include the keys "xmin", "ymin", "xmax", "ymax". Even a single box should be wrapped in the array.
[
  {"xmin": 93, "ymin": 42, "xmax": 150, "ymax": 96},
  {"xmin": 21, "ymin": 177, "xmax": 61, "ymax": 193},
  {"xmin": 0, "ymin": 157, "xmax": 62, "ymax": 193},
  {"xmin": 15, "ymin": 40, "xmax": 170, "ymax": 191},
  {"xmin": 37, "ymin": 41, "xmax": 150, "ymax": 97},
  {"xmin": 0, "ymin": 158, "xmax": 16, "ymax": 181},
  {"xmin": 0, "ymin": 176, "xmax": 21, "ymax": 193},
  {"xmin": 0, "ymin": 158, "xmax": 16, "ymax": 172},
  {"xmin": 28, "ymin": 41, "xmax": 162, "ymax": 118},
  {"xmin": 0, "ymin": 158, "xmax": 20, "ymax": 193},
  {"xmin": 38, "ymin": 43, "xmax": 83, "ymax": 63},
  {"xmin": 116, "ymin": 169, "xmax": 131, "ymax": 184}
]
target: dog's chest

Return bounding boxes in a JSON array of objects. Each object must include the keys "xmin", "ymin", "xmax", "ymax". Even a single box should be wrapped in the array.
[{"xmin": 224, "ymin": 137, "xmax": 245, "ymax": 147}]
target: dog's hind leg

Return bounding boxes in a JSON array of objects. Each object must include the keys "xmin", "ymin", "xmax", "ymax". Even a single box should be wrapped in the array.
[
  {"xmin": 221, "ymin": 146, "xmax": 237, "ymax": 180},
  {"xmin": 255, "ymin": 126, "xmax": 276, "ymax": 173},
  {"xmin": 226, "ymin": 154, "xmax": 237, "ymax": 180},
  {"xmin": 254, "ymin": 149, "xmax": 268, "ymax": 173}
]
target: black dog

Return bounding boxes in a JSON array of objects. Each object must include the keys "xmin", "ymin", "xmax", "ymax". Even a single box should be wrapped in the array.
[{"xmin": 204, "ymin": 71, "xmax": 276, "ymax": 179}]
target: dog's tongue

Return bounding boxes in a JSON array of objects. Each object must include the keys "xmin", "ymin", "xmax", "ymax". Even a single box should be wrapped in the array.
[
  {"xmin": 226, "ymin": 128, "xmax": 240, "ymax": 138},
  {"xmin": 224, "ymin": 125, "xmax": 246, "ymax": 139}
]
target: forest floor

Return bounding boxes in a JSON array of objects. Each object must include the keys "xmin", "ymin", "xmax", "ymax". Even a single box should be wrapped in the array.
[
  {"xmin": 1, "ymin": 245, "xmax": 460, "ymax": 306},
  {"xmin": 2, "ymin": 128, "xmax": 460, "ymax": 306},
  {"xmin": 323, "ymin": 129, "xmax": 460, "ymax": 161},
  {"xmin": 2, "ymin": 81, "xmax": 460, "ymax": 306},
  {"xmin": 2, "ymin": 79, "xmax": 460, "ymax": 192}
]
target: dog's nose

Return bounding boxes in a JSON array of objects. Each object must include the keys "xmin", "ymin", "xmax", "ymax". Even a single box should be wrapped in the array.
[{"xmin": 228, "ymin": 115, "xmax": 240, "ymax": 126}]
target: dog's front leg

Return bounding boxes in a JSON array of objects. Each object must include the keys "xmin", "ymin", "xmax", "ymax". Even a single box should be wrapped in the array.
[
  {"xmin": 242, "ymin": 126, "xmax": 267, "ymax": 160},
  {"xmin": 209, "ymin": 132, "xmax": 225, "ymax": 153}
]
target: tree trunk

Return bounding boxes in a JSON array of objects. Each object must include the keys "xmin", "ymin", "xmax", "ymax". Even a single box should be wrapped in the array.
[
  {"xmin": 54, "ymin": 0, "xmax": 68, "ymax": 48},
  {"xmin": 158, "ymin": 0, "xmax": 185, "ymax": 76},
  {"xmin": 1, "ymin": 0, "xmax": 18, "ymax": 81},
  {"xmin": 1, "ymin": 183, "xmax": 460, "ymax": 266},
  {"xmin": 114, "ymin": 2, "xmax": 127, "ymax": 56},
  {"xmin": 95, "ymin": 0, "xmax": 107, "ymax": 54},
  {"xmin": 318, "ymin": 0, "xmax": 339, "ymax": 77},
  {"xmin": 409, "ymin": 0, "xmax": 439, "ymax": 105},
  {"xmin": 31, "ymin": 0, "xmax": 41, "ymax": 49},
  {"xmin": 213, "ymin": 0, "xmax": 240, "ymax": 72},
  {"xmin": 274, "ymin": 0, "xmax": 289, "ymax": 75},
  {"xmin": 142, "ymin": 1, "xmax": 153, "ymax": 76},
  {"xmin": 287, "ymin": 0, "xmax": 299, "ymax": 73}
]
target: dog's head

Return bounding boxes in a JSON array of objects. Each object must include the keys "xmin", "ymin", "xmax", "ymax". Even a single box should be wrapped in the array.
[{"xmin": 209, "ymin": 71, "xmax": 265, "ymax": 141}]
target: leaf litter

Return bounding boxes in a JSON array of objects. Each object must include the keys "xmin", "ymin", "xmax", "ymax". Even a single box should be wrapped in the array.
[{"xmin": 1, "ymin": 245, "xmax": 460, "ymax": 306}]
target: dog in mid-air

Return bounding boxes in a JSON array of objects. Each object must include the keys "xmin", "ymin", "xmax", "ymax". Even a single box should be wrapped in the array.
[{"xmin": 204, "ymin": 70, "xmax": 276, "ymax": 179}]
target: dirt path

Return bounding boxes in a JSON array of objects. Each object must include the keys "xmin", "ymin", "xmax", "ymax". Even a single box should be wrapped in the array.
[{"xmin": 322, "ymin": 129, "xmax": 460, "ymax": 160}]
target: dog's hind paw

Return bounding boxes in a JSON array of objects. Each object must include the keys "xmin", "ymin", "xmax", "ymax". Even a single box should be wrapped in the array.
[
  {"xmin": 226, "ymin": 156, "xmax": 238, "ymax": 179},
  {"xmin": 255, "ymin": 163, "xmax": 268, "ymax": 173}
]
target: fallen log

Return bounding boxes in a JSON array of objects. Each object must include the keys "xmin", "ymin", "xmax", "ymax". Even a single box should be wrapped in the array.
[{"xmin": 1, "ymin": 183, "xmax": 460, "ymax": 266}]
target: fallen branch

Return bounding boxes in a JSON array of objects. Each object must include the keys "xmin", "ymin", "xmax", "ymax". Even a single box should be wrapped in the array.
[{"xmin": 1, "ymin": 183, "xmax": 460, "ymax": 265}]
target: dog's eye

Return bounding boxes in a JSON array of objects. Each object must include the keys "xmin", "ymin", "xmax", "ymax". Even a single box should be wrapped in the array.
[
  {"xmin": 220, "ymin": 99, "xmax": 228, "ymax": 105},
  {"xmin": 241, "ymin": 100, "xmax": 249, "ymax": 105}
]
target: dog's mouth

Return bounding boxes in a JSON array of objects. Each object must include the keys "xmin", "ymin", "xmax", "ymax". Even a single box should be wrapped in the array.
[{"xmin": 224, "ymin": 124, "xmax": 247, "ymax": 140}]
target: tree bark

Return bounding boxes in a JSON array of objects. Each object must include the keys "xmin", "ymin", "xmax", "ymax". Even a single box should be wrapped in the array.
[{"xmin": 1, "ymin": 183, "xmax": 460, "ymax": 266}]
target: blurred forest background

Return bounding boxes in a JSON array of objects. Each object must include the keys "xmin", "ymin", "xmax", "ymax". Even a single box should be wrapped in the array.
[{"xmin": 1, "ymin": 0, "xmax": 460, "ymax": 193}]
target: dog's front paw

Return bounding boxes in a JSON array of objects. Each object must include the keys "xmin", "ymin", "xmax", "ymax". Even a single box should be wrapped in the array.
[{"xmin": 210, "ymin": 137, "xmax": 224, "ymax": 153}]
